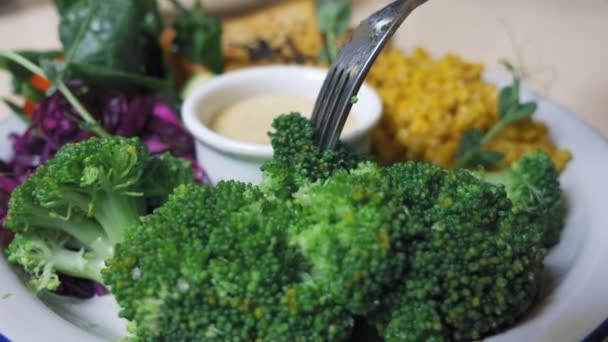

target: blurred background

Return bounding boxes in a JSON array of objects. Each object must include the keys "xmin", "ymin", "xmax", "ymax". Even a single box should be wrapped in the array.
[{"xmin": 1, "ymin": 0, "xmax": 607, "ymax": 134}]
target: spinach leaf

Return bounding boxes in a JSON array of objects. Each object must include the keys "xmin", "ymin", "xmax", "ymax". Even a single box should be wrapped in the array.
[
  {"xmin": 55, "ymin": 0, "xmax": 167, "ymax": 92},
  {"xmin": 69, "ymin": 63, "xmax": 174, "ymax": 94},
  {"xmin": 53, "ymin": 0, "xmax": 73, "ymax": 16},
  {"xmin": 133, "ymin": 0, "xmax": 166, "ymax": 78},
  {"xmin": 172, "ymin": 0, "xmax": 224, "ymax": 73},
  {"xmin": 59, "ymin": 0, "xmax": 145, "ymax": 73},
  {"xmin": 134, "ymin": 0, "xmax": 164, "ymax": 33}
]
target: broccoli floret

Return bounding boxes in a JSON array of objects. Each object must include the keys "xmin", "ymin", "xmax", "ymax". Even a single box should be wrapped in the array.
[
  {"xmin": 104, "ymin": 182, "xmax": 353, "ymax": 341},
  {"xmin": 289, "ymin": 162, "xmax": 414, "ymax": 314},
  {"xmin": 383, "ymin": 301, "xmax": 447, "ymax": 342},
  {"xmin": 4, "ymin": 137, "xmax": 193, "ymax": 292},
  {"xmin": 261, "ymin": 113, "xmax": 360, "ymax": 199},
  {"xmin": 482, "ymin": 151, "xmax": 563, "ymax": 247},
  {"xmin": 375, "ymin": 168, "xmax": 547, "ymax": 341}
]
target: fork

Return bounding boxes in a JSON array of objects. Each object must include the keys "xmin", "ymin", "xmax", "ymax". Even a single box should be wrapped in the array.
[{"xmin": 311, "ymin": 0, "xmax": 428, "ymax": 151}]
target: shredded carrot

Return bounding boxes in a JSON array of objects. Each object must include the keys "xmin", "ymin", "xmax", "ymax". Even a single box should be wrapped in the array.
[
  {"xmin": 30, "ymin": 74, "xmax": 52, "ymax": 92},
  {"xmin": 23, "ymin": 99, "xmax": 36, "ymax": 117}
]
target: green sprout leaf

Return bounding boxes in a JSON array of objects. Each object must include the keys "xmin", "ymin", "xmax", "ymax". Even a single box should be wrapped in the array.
[
  {"xmin": 499, "ymin": 59, "xmax": 516, "ymax": 74},
  {"xmin": 502, "ymin": 102, "xmax": 537, "ymax": 125},
  {"xmin": 457, "ymin": 129, "xmax": 505, "ymax": 168},
  {"xmin": 468, "ymin": 151, "xmax": 505, "ymax": 168},
  {"xmin": 457, "ymin": 129, "xmax": 483, "ymax": 161},
  {"xmin": 498, "ymin": 84, "xmax": 518, "ymax": 117},
  {"xmin": 317, "ymin": 0, "xmax": 352, "ymax": 34},
  {"xmin": 456, "ymin": 60, "xmax": 537, "ymax": 169}
]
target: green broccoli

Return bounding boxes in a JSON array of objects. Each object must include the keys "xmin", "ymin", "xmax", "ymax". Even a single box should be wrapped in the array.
[
  {"xmin": 104, "ymin": 182, "xmax": 353, "ymax": 341},
  {"xmin": 289, "ymin": 162, "xmax": 416, "ymax": 315},
  {"xmin": 383, "ymin": 301, "xmax": 447, "ymax": 342},
  {"xmin": 260, "ymin": 112, "xmax": 361, "ymax": 200},
  {"xmin": 4, "ymin": 136, "xmax": 193, "ymax": 292},
  {"xmin": 481, "ymin": 151, "xmax": 563, "ymax": 247},
  {"xmin": 100, "ymin": 112, "xmax": 564, "ymax": 342},
  {"xmin": 374, "ymin": 166, "xmax": 548, "ymax": 341}
]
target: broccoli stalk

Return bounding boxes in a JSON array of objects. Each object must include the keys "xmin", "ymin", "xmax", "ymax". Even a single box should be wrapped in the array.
[
  {"xmin": 12, "ymin": 204, "xmax": 113, "ymax": 259},
  {"xmin": 8, "ymin": 234, "xmax": 105, "ymax": 292},
  {"xmin": 4, "ymin": 137, "xmax": 193, "ymax": 293}
]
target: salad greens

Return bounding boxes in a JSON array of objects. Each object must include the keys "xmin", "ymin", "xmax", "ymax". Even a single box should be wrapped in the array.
[
  {"xmin": 0, "ymin": 0, "xmax": 225, "ymax": 124},
  {"xmin": 456, "ymin": 61, "xmax": 538, "ymax": 168},
  {"xmin": 317, "ymin": 0, "xmax": 352, "ymax": 62},
  {"xmin": 1, "ymin": 0, "xmax": 219, "ymax": 297},
  {"xmin": 0, "ymin": 50, "xmax": 108, "ymax": 137},
  {"xmin": 0, "ymin": 50, "xmax": 61, "ymax": 117},
  {"xmin": 171, "ymin": 0, "xmax": 224, "ymax": 73}
]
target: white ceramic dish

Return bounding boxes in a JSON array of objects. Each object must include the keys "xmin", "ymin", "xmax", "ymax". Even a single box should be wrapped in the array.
[
  {"xmin": 182, "ymin": 65, "xmax": 383, "ymax": 185},
  {"xmin": 0, "ymin": 72, "xmax": 607, "ymax": 341}
]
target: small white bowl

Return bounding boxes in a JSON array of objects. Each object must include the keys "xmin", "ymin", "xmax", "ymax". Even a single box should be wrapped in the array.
[{"xmin": 182, "ymin": 65, "xmax": 383, "ymax": 185}]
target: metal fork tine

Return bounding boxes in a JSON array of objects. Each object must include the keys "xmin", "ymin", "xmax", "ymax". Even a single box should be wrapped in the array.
[
  {"xmin": 320, "ymin": 77, "xmax": 356, "ymax": 150},
  {"xmin": 321, "ymin": 79, "xmax": 359, "ymax": 150},
  {"xmin": 315, "ymin": 67, "xmax": 342, "ymax": 136},
  {"xmin": 310, "ymin": 0, "xmax": 428, "ymax": 151},
  {"xmin": 311, "ymin": 67, "xmax": 338, "ymax": 130},
  {"xmin": 317, "ymin": 68, "xmax": 350, "ymax": 145},
  {"xmin": 319, "ymin": 72, "xmax": 356, "ymax": 149}
]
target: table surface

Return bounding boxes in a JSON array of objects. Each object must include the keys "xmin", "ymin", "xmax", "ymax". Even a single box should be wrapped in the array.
[{"xmin": 1, "ymin": 0, "xmax": 607, "ymax": 135}]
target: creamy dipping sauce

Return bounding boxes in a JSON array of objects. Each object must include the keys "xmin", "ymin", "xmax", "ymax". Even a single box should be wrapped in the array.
[{"xmin": 209, "ymin": 95, "xmax": 359, "ymax": 144}]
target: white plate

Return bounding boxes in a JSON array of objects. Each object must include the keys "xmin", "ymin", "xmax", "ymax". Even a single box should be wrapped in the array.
[{"xmin": 0, "ymin": 72, "xmax": 607, "ymax": 342}]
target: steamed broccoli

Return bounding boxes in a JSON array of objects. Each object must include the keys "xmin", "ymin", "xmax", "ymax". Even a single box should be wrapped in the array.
[
  {"xmin": 289, "ymin": 162, "xmax": 414, "ymax": 315},
  {"xmin": 4, "ymin": 136, "xmax": 193, "ymax": 292},
  {"xmin": 374, "ymin": 166, "xmax": 549, "ymax": 341},
  {"xmin": 100, "ymin": 113, "xmax": 564, "ymax": 342},
  {"xmin": 482, "ymin": 151, "xmax": 563, "ymax": 247},
  {"xmin": 260, "ymin": 112, "xmax": 361, "ymax": 199},
  {"xmin": 383, "ymin": 301, "xmax": 447, "ymax": 342},
  {"xmin": 104, "ymin": 182, "xmax": 353, "ymax": 341}
]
